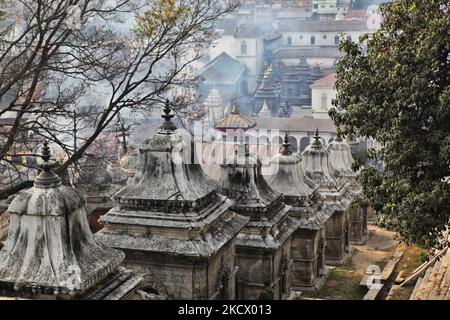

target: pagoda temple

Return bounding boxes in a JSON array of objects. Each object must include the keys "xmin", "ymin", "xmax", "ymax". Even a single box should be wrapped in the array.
[
  {"xmin": 254, "ymin": 65, "xmax": 280, "ymax": 115},
  {"xmin": 97, "ymin": 100, "xmax": 249, "ymax": 300}
]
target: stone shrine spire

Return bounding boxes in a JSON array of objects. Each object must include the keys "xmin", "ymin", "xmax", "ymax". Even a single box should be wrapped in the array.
[
  {"xmin": 0, "ymin": 141, "xmax": 137, "ymax": 299},
  {"xmin": 267, "ymin": 132, "xmax": 332, "ymax": 289},
  {"xmin": 159, "ymin": 99, "xmax": 177, "ymax": 133},
  {"xmin": 301, "ymin": 129, "xmax": 338, "ymax": 186},
  {"xmin": 97, "ymin": 100, "xmax": 248, "ymax": 299},
  {"xmin": 327, "ymin": 132, "xmax": 356, "ymax": 179}
]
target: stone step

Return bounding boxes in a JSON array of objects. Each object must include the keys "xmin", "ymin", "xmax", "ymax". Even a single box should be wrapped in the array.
[
  {"xmin": 394, "ymin": 271, "xmax": 405, "ymax": 284},
  {"xmin": 410, "ymin": 277, "xmax": 423, "ymax": 300},
  {"xmin": 363, "ymin": 287, "xmax": 382, "ymax": 300},
  {"xmin": 380, "ymin": 259, "xmax": 399, "ymax": 282}
]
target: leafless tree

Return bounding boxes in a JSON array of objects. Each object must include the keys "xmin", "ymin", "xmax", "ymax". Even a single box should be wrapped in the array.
[{"xmin": 0, "ymin": 0, "xmax": 240, "ymax": 198}]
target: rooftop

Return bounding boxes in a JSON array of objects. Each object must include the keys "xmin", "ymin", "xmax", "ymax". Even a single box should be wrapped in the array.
[
  {"xmin": 215, "ymin": 105, "xmax": 256, "ymax": 131},
  {"xmin": 310, "ymin": 73, "xmax": 337, "ymax": 88},
  {"xmin": 277, "ymin": 19, "xmax": 370, "ymax": 33},
  {"xmin": 199, "ymin": 52, "xmax": 247, "ymax": 85}
]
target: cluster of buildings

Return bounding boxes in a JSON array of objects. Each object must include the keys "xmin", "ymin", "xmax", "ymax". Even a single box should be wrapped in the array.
[
  {"xmin": 193, "ymin": 0, "xmax": 384, "ymax": 156},
  {"xmin": 0, "ymin": 101, "xmax": 369, "ymax": 299}
]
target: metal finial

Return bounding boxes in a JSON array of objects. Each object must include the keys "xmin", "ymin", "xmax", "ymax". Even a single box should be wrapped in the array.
[
  {"xmin": 35, "ymin": 140, "xmax": 61, "ymax": 187},
  {"xmin": 312, "ymin": 129, "xmax": 322, "ymax": 148},
  {"xmin": 231, "ymin": 101, "xmax": 240, "ymax": 115},
  {"xmin": 335, "ymin": 130, "xmax": 343, "ymax": 142},
  {"xmin": 281, "ymin": 132, "xmax": 292, "ymax": 156},
  {"xmin": 41, "ymin": 140, "xmax": 51, "ymax": 163},
  {"xmin": 159, "ymin": 99, "xmax": 177, "ymax": 132}
]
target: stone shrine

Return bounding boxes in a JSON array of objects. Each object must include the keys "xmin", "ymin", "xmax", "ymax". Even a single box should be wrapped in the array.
[{"xmin": 97, "ymin": 101, "xmax": 248, "ymax": 300}]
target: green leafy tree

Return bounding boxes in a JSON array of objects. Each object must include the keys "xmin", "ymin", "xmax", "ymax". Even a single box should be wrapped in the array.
[{"xmin": 330, "ymin": 0, "xmax": 450, "ymax": 248}]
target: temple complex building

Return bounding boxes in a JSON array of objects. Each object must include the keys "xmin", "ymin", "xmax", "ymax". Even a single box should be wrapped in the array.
[
  {"xmin": 301, "ymin": 130, "xmax": 354, "ymax": 265},
  {"xmin": 0, "ymin": 142, "xmax": 144, "ymax": 300},
  {"xmin": 97, "ymin": 101, "xmax": 249, "ymax": 300},
  {"xmin": 267, "ymin": 133, "xmax": 332, "ymax": 290}
]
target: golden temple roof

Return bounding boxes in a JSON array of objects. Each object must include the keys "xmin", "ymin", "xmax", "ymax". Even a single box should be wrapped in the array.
[{"xmin": 214, "ymin": 104, "xmax": 256, "ymax": 131}]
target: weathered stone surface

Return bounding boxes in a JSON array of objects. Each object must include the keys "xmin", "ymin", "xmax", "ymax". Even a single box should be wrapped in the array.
[
  {"xmin": 0, "ymin": 143, "xmax": 141, "ymax": 300},
  {"xmin": 98, "ymin": 110, "xmax": 248, "ymax": 300},
  {"xmin": 301, "ymin": 131, "xmax": 354, "ymax": 265},
  {"xmin": 266, "ymin": 135, "xmax": 330, "ymax": 290},
  {"xmin": 327, "ymin": 135, "xmax": 368, "ymax": 245},
  {"xmin": 0, "ymin": 184, "xmax": 124, "ymax": 296},
  {"xmin": 219, "ymin": 150, "xmax": 295, "ymax": 300}
]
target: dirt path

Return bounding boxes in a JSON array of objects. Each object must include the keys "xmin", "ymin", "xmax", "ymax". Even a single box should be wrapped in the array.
[{"xmin": 300, "ymin": 224, "xmax": 424, "ymax": 300}]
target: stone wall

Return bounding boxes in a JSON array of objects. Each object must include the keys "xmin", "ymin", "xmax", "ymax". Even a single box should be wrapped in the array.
[
  {"xmin": 291, "ymin": 228, "xmax": 326, "ymax": 289},
  {"xmin": 122, "ymin": 240, "xmax": 238, "ymax": 300},
  {"xmin": 325, "ymin": 210, "xmax": 350, "ymax": 265},
  {"xmin": 236, "ymin": 239, "xmax": 292, "ymax": 300}
]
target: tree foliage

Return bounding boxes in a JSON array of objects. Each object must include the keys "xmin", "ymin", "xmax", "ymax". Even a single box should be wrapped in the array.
[
  {"xmin": 330, "ymin": 0, "xmax": 450, "ymax": 248},
  {"xmin": 0, "ymin": 0, "xmax": 238, "ymax": 198}
]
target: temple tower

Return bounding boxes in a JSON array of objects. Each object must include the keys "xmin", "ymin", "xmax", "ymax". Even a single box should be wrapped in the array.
[
  {"xmin": 217, "ymin": 112, "xmax": 296, "ymax": 300},
  {"xmin": 328, "ymin": 134, "xmax": 369, "ymax": 244},
  {"xmin": 254, "ymin": 65, "xmax": 280, "ymax": 116},
  {"xmin": 301, "ymin": 130, "xmax": 354, "ymax": 265},
  {"xmin": 258, "ymin": 99, "xmax": 273, "ymax": 118},
  {"xmin": 203, "ymin": 88, "xmax": 225, "ymax": 126},
  {"xmin": 267, "ymin": 133, "xmax": 332, "ymax": 290},
  {"xmin": 0, "ymin": 141, "xmax": 142, "ymax": 300},
  {"xmin": 97, "ymin": 100, "xmax": 248, "ymax": 300}
]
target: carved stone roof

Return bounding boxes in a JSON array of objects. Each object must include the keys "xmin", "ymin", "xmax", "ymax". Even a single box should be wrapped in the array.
[
  {"xmin": 98, "ymin": 103, "xmax": 249, "ymax": 258},
  {"xmin": 301, "ymin": 129, "xmax": 339, "ymax": 187},
  {"xmin": 268, "ymin": 134, "xmax": 317, "ymax": 199},
  {"xmin": 0, "ymin": 142, "xmax": 125, "ymax": 297},
  {"xmin": 219, "ymin": 152, "xmax": 296, "ymax": 249},
  {"xmin": 214, "ymin": 104, "xmax": 256, "ymax": 131},
  {"xmin": 267, "ymin": 134, "xmax": 333, "ymax": 230},
  {"xmin": 114, "ymin": 131, "xmax": 218, "ymax": 208},
  {"xmin": 327, "ymin": 134, "xmax": 356, "ymax": 179}
]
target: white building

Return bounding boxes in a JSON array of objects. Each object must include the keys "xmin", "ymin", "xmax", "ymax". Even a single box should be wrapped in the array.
[
  {"xmin": 278, "ymin": 19, "xmax": 370, "ymax": 48},
  {"xmin": 310, "ymin": 73, "xmax": 337, "ymax": 119},
  {"xmin": 208, "ymin": 19, "xmax": 281, "ymax": 91}
]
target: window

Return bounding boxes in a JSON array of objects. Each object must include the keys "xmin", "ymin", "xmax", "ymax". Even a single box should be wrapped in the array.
[
  {"xmin": 240, "ymin": 41, "xmax": 247, "ymax": 55},
  {"xmin": 310, "ymin": 36, "xmax": 316, "ymax": 45},
  {"xmin": 347, "ymin": 35, "xmax": 352, "ymax": 42},
  {"xmin": 323, "ymin": 35, "xmax": 327, "ymax": 40},
  {"xmin": 321, "ymin": 93, "xmax": 328, "ymax": 110},
  {"xmin": 299, "ymin": 35, "xmax": 303, "ymax": 40},
  {"xmin": 287, "ymin": 36, "xmax": 292, "ymax": 46},
  {"xmin": 335, "ymin": 35, "xmax": 340, "ymax": 45}
]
